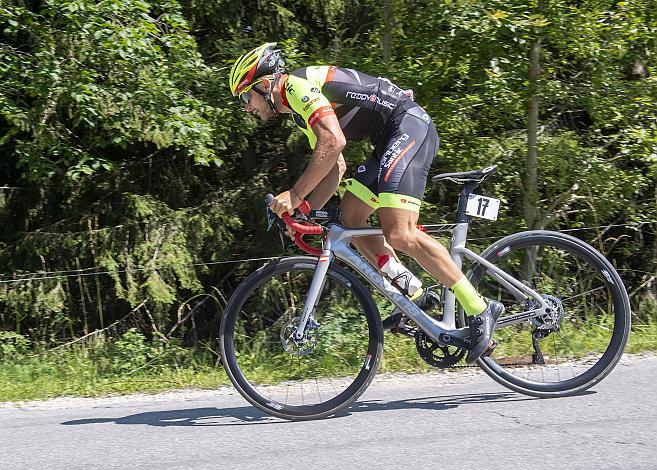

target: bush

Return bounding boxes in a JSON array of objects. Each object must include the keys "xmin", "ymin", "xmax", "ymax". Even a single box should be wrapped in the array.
[{"xmin": 0, "ymin": 331, "xmax": 31, "ymax": 361}]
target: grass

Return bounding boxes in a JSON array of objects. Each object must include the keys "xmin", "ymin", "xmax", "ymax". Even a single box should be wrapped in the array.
[
  {"xmin": 1, "ymin": 316, "xmax": 656, "ymax": 403},
  {"xmin": 0, "ymin": 332, "xmax": 231, "ymax": 402}
]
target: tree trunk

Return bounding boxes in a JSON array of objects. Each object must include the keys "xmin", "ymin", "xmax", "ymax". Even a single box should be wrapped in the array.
[
  {"xmin": 383, "ymin": 0, "xmax": 392, "ymax": 65},
  {"xmin": 524, "ymin": 38, "xmax": 541, "ymax": 230}
]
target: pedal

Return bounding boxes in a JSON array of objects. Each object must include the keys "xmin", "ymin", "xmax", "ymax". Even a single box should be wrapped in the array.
[
  {"xmin": 392, "ymin": 321, "xmax": 417, "ymax": 338},
  {"xmin": 383, "ymin": 312, "xmax": 417, "ymax": 337}
]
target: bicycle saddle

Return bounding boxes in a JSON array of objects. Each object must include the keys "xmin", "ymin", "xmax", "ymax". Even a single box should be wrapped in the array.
[{"xmin": 432, "ymin": 165, "xmax": 497, "ymax": 184}]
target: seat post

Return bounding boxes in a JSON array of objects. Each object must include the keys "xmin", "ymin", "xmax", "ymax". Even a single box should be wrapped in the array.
[{"xmin": 454, "ymin": 181, "xmax": 479, "ymax": 223}]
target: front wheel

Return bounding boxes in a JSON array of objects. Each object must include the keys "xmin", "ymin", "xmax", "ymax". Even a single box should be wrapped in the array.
[
  {"xmin": 468, "ymin": 230, "xmax": 631, "ymax": 397},
  {"xmin": 220, "ymin": 257, "xmax": 383, "ymax": 420}
]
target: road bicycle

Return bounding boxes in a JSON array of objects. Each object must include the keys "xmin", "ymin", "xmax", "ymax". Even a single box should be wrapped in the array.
[{"xmin": 219, "ymin": 165, "xmax": 631, "ymax": 420}]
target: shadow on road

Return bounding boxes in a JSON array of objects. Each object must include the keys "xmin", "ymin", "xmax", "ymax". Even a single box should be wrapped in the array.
[
  {"xmin": 60, "ymin": 391, "xmax": 547, "ymax": 427},
  {"xmin": 342, "ymin": 391, "xmax": 535, "ymax": 416}
]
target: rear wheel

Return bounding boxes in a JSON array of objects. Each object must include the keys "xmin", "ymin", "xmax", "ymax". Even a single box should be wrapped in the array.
[
  {"xmin": 220, "ymin": 257, "xmax": 383, "ymax": 420},
  {"xmin": 469, "ymin": 230, "xmax": 631, "ymax": 397}
]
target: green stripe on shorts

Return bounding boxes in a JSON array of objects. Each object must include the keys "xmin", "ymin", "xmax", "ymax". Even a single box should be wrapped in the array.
[
  {"xmin": 379, "ymin": 193, "xmax": 422, "ymax": 212},
  {"xmin": 345, "ymin": 179, "xmax": 379, "ymax": 209}
]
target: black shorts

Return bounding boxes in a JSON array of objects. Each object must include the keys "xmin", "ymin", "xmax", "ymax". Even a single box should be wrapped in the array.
[{"xmin": 346, "ymin": 104, "xmax": 439, "ymax": 212}]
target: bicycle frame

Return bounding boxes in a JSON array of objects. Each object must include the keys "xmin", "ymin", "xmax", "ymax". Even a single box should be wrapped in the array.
[{"xmin": 293, "ymin": 222, "xmax": 550, "ymax": 344}]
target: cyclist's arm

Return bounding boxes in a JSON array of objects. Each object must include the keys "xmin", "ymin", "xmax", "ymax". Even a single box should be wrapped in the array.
[
  {"xmin": 292, "ymin": 113, "xmax": 346, "ymax": 204},
  {"xmin": 306, "ymin": 153, "xmax": 347, "ymax": 210},
  {"xmin": 270, "ymin": 74, "xmax": 345, "ymax": 216},
  {"xmin": 270, "ymin": 115, "xmax": 345, "ymax": 217}
]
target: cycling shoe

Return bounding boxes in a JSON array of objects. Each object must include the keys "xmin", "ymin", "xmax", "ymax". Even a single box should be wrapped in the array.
[{"xmin": 465, "ymin": 300, "xmax": 504, "ymax": 364}]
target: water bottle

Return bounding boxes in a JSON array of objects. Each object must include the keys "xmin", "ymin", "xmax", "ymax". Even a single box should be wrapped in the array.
[{"xmin": 377, "ymin": 254, "xmax": 422, "ymax": 297}]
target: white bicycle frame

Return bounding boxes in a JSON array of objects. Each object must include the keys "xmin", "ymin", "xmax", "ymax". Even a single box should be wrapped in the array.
[{"xmin": 292, "ymin": 222, "xmax": 551, "ymax": 344}]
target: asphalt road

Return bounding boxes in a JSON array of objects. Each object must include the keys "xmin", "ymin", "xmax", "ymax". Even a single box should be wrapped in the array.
[{"xmin": 1, "ymin": 354, "xmax": 656, "ymax": 470}]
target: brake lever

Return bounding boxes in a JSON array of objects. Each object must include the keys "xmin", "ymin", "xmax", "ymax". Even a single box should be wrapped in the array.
[
  {"xmin": 265, "ymin": 193, "xmax": 290, "ymax": 251},
  {"xmin": 264, "ymin": 194, "xmax": 277, "ymax": 231}
]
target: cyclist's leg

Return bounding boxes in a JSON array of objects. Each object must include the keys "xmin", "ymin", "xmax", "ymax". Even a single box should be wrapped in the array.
[
  {"xmin": 378, "ymin": 207, "xmax": 473, "ymax": 293},
  {"xmin": 341, "ymin": 155, "xmax": 402, "ymax": 269},
  {"xmin": 377, "ymin": 107, "xmax": 486, "ymax": 316},
  {"xmin": 340, "ymin": 191, "xmax": 392, "ymax": 267}
]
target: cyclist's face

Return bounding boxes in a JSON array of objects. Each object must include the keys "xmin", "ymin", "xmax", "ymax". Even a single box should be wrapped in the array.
[{"xmin": 242, "ymin": 82, "xmax": 274, "ymax": 121}]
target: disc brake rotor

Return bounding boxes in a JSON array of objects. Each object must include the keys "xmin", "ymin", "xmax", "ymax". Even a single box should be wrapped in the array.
[
  {"xmin": 280, "ymin": 316, "xmax": 320, "ymax": 356},
  {"xmin": 529, "ymin": 294, "xmax": 565, "ymax": 330}
]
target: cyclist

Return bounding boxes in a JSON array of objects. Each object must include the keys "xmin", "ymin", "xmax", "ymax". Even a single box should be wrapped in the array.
[{"xmin": 229, "ymin": 42, "xmax": 503, "ymax": 363}]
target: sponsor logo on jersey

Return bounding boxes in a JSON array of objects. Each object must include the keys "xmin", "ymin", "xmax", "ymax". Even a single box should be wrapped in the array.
[
  {"xmin": 345, "ymin": 91, "xmax": 370, "ymax": 101},
  {"xmin": 301, "ymin": 95, "xmax": 309, "ymax": 102},
  {"xmin": 286, "ymin": 82, "xmax": 295, "ymax": 94},
  {"xmin": 421, "ymin": 113, "xmax": 430, "ymax": 122},
  {"xmin": 357, "ymin": 165, "xmax": 367, "ymax": 173},
  {"xmin": 345, "ymin": 91, "xmax": 394, "ymax": 110},
  {"xmin": 379, "ymin": 77, "xmax": 413, "ymax": 99},
  {"xmin": 303, "ymin": 96, "xmax": 321, "ymax": 111},
  {"xmin": 311, "ymin": 87, "xmax": 320, "ymax": 93}
]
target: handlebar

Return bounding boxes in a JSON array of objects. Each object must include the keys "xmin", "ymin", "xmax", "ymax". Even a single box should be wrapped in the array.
[
  {"xmin": 281, "ymin": 202, "xmax": 322, "ymax": 235},
  {"xmin": 265, "ymin": 194, "xmax": 324, "ymax": 256}
]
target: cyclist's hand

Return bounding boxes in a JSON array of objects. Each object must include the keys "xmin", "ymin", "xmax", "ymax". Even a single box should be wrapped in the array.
[{"xmin": 270, "ymin": 190, "xmax": 300, "ymax": 217}]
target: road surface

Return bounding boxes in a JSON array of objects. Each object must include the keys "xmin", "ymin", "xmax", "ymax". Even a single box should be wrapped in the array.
[{"xmin": 1, "ymin": 354, "xmax": 655, "ymax": 469}]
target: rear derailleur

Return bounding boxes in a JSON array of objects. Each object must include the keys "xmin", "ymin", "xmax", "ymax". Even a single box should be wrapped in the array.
[{"xmin": 525, "ymin": 294, "xmax": 566, "ymax": 364}]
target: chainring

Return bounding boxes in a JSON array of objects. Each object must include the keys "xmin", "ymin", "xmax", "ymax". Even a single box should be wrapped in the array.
[{"xmin": 415, "ymin": 330, "xmax": 466, "ymax": 368}]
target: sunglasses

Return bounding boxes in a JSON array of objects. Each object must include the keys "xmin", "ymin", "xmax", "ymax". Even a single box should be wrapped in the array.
[{"xmin": 239, "ymin": 86, "xmax": 267, "ymax": 105}]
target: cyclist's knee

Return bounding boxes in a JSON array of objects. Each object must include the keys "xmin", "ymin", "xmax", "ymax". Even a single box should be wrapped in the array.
[{"xmin": 383, "ymin": 226, "xmax": 419, "ymax": 253}]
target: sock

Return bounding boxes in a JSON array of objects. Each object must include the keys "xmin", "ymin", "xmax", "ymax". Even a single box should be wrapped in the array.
[{"xmin": 449, "ymin": 276, "xmax": 487, "ymax": 315}]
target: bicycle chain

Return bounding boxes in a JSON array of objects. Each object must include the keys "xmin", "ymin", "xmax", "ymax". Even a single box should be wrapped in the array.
[{"xmin": 411, "ymin": 324, "xmax": 530, "ymax": 369}]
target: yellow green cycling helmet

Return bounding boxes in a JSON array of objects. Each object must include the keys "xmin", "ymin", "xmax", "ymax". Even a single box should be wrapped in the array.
[{"xmin": 229, "ymin": 42, "xmax": 286, "ymax": 97}]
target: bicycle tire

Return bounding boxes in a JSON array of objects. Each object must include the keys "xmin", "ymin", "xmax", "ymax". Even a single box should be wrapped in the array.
[
  {"xmin": 468, "ymin": 230, "xmax": 631, "ymax": 397},
  {"xmin": 220, "ymin": 256, "xmax": 383, "ymax": 420}
]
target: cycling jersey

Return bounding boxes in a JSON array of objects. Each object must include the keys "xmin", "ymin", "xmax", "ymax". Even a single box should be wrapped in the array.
[
  {"xmin": 282, "ymin": 65, "xmax": 439, "ymax": 212},
  {"xmin": 282, "ymin": 66, "xmax": 414, "ymax": 148}
]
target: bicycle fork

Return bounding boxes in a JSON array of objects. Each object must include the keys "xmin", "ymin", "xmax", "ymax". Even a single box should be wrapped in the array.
[{"xmin": 293, "ymin": 237, "xmax": 333, "ymax": 341}]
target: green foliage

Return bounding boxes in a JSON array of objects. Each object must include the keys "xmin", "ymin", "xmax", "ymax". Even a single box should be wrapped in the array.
[
  {"xmin": 109, "ymin": 328, "xmax": 154, "ymax": 373},
  {"xmin": 0, "ymin": 331, "xmax": 31, "ymax": 360},
  {"xmin": 0, "ymin": 0, "xmax": 655, "ymax": 366},
  {"xmin": 0, "ymin": 332, "xmax": 229, "ymax": 401},
  {"xmin": 1, "ymin": 0, "xmax": 222, "ymax": 181}
]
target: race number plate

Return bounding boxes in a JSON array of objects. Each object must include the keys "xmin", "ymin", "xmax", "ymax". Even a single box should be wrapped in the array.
[{"xmin": 465, "ymin": 194, "xmax": 500, "ymax": 221}]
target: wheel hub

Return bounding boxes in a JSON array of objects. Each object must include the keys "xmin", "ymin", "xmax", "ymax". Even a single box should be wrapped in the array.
[
  {"xmin": 529, "ymin": 294, "xmax": 565, "ymax": 331},
  {"xmin": 280, "ymin": 316, "xmax": 320, "ymax": 356}
]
